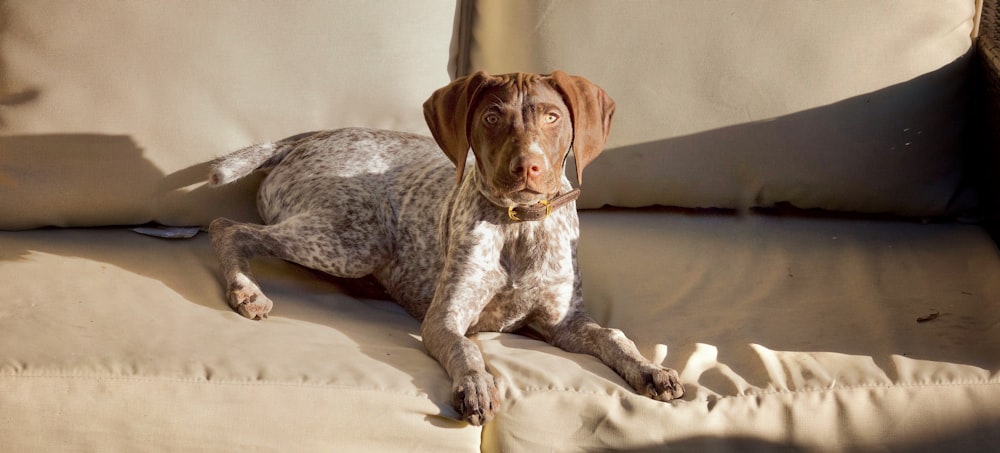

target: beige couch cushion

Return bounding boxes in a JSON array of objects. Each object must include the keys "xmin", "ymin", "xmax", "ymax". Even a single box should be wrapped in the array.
[
  {"xmin": 486, "ymin": 210, "xmax": 1000, "ymax": 450},
  {"xmin": 0, "ymin": 229, "xmax": 479, "ymax": 451},
  {"xmin": 2, "ymin": 213, "xmax": 998, "ymax": 450},
  {"xmin": 468, "ymin": 0, "xmax": 979, "ymax": 216},
  {"xmin": 0, "ymin": 0, "xmax": 457, "ymax": 230}
]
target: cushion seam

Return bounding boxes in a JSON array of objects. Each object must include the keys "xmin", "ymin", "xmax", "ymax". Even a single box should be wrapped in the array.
[
  {"xmin": 512, "ymin": 379, "xmax": 1000, "ymax": 402},
  {"xmin": 0, "ymin": 372, "xmax": 436, "ymax": 399}
]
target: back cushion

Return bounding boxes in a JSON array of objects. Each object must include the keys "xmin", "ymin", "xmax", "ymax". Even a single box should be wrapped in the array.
[
  {"xmin": 0, "ymin": 0, "xmax": 457, "ymax": 229},
  {"xmin": 467, "ymin": 0, "xmax": 978, "ymax": 215}
]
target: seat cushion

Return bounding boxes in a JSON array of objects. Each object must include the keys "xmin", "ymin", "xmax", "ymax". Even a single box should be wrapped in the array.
[
  {"xmin": 2, "ymin": 212, "xmax": 998, "ymax": 450},
  {"xmin": 0, "ymin": 229, "xmax": 478, "ymax": 451},
  {"xmin": 485, "ymin": 210, "xmax": 1000, "ymax": 450}
]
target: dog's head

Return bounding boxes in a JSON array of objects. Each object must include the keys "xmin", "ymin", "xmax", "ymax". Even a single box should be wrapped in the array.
[{"xmin": 423, "ymin": 71, "xmax": 615, "ymax": 207}]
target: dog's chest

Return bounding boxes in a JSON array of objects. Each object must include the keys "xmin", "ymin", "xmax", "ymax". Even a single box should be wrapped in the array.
[{"xmin": 466, "ymin": 220, "xmax": 577, "ymax": 334}]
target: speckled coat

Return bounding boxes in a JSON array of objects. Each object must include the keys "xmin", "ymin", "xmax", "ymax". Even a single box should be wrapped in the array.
[{"xmin": 207, "ymin": 71, "xmax": 683, "ymax": 426}]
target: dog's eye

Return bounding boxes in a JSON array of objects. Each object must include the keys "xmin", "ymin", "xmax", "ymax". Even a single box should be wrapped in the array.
[
  {"xmin": 544, "ymin": 112, "xmax": 560, "ymax": 124},
  {"xmin": 484, "ymin": 113, "xmax": 500, "ymax": 125}
]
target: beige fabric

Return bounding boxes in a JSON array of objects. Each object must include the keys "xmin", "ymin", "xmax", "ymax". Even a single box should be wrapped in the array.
[
  {"xmin": 2, "ymin": 212, "xmax": 998, "ymax": 450},
  {"xmin": 2, "ymin": 1, "xmax": 997, "ymax": 450},
  {"xmin": 0, "ymin": 0, "xmax": 457, "ymax": 230},
  {"xmin": 0, "ymin": 229, "xmax": 476, "ymax": 451},
  {"xmin": 468, "ymin": 0, "xmax": 979, "ymax": 216},
  {"xmin": 487, "ymin": 210, "xmax": 1000, "ymax": 450}
]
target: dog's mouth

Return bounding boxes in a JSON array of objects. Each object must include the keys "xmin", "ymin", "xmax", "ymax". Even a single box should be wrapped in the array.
[
  {"xmin": 506, "ymin": 188, "xmax": 547, "ymax": 205},
  {"xmin": 490, "ymin": 176, "xmax": 560, "ymax": 204},
  {"xmin": 481, "ymin": 184, "xmax": 549, "ymax": 207}
]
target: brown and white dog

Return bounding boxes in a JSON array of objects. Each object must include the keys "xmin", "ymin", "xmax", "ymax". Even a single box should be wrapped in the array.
[{"xmin": 208, "ymin": 71, "xmax": 683, "ymax": 425}]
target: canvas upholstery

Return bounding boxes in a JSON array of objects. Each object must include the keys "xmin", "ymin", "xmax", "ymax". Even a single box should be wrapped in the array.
[
  {"xmin": 2, "ymin": 214, "xmax": 998, "ymax": 451},
  {"xmin": 2, "ymin": 0, "xmax": 999, "ymax": 451},
  {"xmin": 0, "ymin": 0, "xmax": 457, "ymax": 229},
  {"xmin": 468, "ymin": 0, "xmax": 979, "ymax": 215}
]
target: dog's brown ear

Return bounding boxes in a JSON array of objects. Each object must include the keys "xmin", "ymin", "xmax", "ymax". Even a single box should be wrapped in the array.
[
  {"xmin": 423, "ymin": 71, "xmax": 492, "ymax": 184},
  {"xmin": 547, "ymin": 70, "xmax": 616, "ymax": 185}
]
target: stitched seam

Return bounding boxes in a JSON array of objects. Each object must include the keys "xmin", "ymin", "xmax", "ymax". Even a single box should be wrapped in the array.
[
  {"xmin": 0, "ymin": 372, "xmax": 435, "ymax": 399},
  {"xmin": 8, "ymin": 374, "xmax": 998, "ymax": 402},
  {"xmin": 512, "ymin": 379, "xmax": 1000, "ymax": 402}
]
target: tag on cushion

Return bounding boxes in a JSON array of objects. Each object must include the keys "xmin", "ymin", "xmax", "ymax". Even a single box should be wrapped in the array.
[{"xmin": 131, "ymin": 225, "xmax": 200, "ymax": 239}]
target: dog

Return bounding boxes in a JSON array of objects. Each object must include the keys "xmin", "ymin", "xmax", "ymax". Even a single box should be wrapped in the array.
[{"xmin": 208, "ymin": 71, "xmax": 683, "ymax": 425}]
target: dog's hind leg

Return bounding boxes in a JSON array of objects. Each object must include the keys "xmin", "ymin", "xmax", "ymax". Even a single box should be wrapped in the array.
[
  {"xmin": 209, "ymin": 214, "xmax": 390, "ymax": 320},
  {"xmin": 209, "ymin": 218, "xmax": 283, "ymax": 320}
]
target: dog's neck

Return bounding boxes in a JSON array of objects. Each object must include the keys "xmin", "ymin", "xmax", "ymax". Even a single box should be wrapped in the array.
[
  {"xmin": 506, "ymin": 189, "xmax": 581, "ymax": 222},
  {"xmin": 462, "ymin": 168, "xmax": 579, "ymax": 222}
]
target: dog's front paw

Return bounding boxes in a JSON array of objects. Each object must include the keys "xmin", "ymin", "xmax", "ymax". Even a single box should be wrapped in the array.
[
  {"xmin": 228, "ymin": 282, "xmax": 273, "ymax": 320},
  {"xmin": 453, "ymin": 371, "xmax": 500, "ymax": 426},
  {"xmin": 631, "ymin": 365, "xmax": 684, "ymax": 402}
]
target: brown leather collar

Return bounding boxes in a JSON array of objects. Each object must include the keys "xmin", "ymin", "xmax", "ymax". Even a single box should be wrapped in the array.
[{"xmin": 507, "ymin": 189, "xmax": 581, "ymax": 222}]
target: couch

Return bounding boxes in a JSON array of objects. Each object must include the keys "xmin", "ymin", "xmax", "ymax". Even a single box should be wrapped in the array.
[{"xmin": 2, "ymin": 1, "xmax": 999, "ymax": 451}]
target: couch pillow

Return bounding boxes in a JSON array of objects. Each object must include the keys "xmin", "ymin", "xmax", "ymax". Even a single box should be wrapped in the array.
[
  {"xmin": 466, "ymin": 0, "xmax": 978, "ymax": 216},
  {"xmin": 0, "ymin": 0, "xmax": 457, "ymax": 230}
]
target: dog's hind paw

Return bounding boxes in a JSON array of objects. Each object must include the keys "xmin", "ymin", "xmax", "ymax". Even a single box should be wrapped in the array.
[{"xmin": 227, "ymin": 282, "xmax": 273, "ymax": 321}]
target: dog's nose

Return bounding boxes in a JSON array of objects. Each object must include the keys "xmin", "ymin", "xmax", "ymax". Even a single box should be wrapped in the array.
[{"xmin": 511, "ymin": 155, "xmax": 545, "ymax": 180}]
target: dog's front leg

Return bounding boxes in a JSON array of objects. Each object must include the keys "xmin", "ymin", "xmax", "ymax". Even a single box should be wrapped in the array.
[
  {"xmin": 421, "ymin": 234, "xmax": 505, "ymax": 426},
  {"xmin": 551, "ymin": 308, "xmax": 685, "ymax": 402},
  {"xmin": 422, "ymin": 315, "xmax": 498, "ymax": 426}
]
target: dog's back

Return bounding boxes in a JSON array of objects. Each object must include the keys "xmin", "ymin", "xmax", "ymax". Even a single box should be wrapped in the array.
[{"xmin": 212, "ymin": 127, "xmax": 455, "ymax": 316}]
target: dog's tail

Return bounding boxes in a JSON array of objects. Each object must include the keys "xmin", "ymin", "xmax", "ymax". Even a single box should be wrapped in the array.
[{"xmin": 207, "ymin": 131, "xmax": 321, "ymax": 187}]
